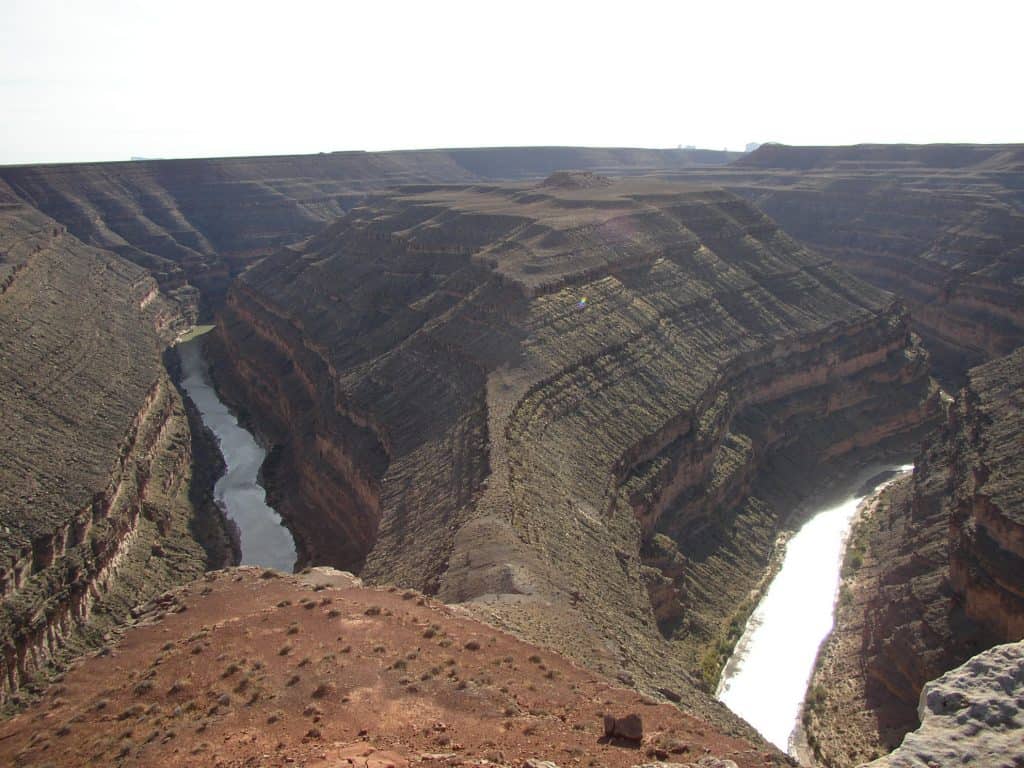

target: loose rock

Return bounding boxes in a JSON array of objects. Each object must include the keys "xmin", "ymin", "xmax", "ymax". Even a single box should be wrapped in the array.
[{"xmin": 603, "ymin": 713, "xmax": 644, "ymax": 742}]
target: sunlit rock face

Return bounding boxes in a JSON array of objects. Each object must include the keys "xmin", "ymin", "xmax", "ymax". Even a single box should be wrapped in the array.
[{"xmin": 212, "ymin": 176, "xmax": 937, "ymax": 717}]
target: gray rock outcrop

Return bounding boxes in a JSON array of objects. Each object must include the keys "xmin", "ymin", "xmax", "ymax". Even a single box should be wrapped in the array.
[{"xmin": 862, "ymin": 640, "xmax": 1024, "ymax": 767}]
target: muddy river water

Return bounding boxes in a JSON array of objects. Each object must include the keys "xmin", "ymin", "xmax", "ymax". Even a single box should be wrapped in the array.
[
  {"xmin": 716, "ymin": 464, "xmax": 913, "ymax": 756},
  {"xmin": 177, "ymin": 337, "xmax": 297, "ymax": 572}
]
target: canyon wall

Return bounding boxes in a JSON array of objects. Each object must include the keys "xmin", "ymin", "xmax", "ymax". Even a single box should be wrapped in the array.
[
  {"xmin": 0, "ymin": 147, "xmax": 737, "ymax": 313},
  {"xmin": 804, "ymin": 346, "xmax": 1024, "ymax": 766},
  {"xmin": 669, "ymin": 143, "xmax": 1024, "ymax": 384},
  {"xmin": 0, "ymin": 187, "xmax": 233, "ymax": 706},
  {"xmin": 211, "ymin": 176, "xmax": 938, "ymax": 720},
  {"xmin": 9, "ymin": 141, "xmax": 1018, "ymax": 385},
  {"xmin": 3, "ymin": 144, "xmax": 1019, "ymax": 758}
]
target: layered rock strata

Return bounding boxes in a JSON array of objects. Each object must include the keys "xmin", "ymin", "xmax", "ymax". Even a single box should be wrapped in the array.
[
  {"xmin": 669, "ymin": 143, "xmax": 1024, "ymax": 384},
  {"xmin": 212, "ymin": 176, "xmax": 937, "ymax": 716},
  {"xmin": 0, "ymin": 147, "xmax": 737, "ymax": 312},
  {"xmin": 0, "ymin": 193, "xmax": 233, "ymax": 706},
  {"xmin": 805, "ymin": 347, "xmax": 1024, "ymax": 766},
  {"xmin": 6, "ymin": 142, "xmax": 1020, "ymax": 386}
]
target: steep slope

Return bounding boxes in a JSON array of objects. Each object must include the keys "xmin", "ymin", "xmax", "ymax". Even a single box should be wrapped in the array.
[
  {"xmin": 669, "ymin": 143, "xmax": 1024, "ymax": 384},
  {"xmin": 211, "ymin": 176, "xmax": 938, "ymax": 711},
  {"xmin": 804, "ymin": 347, "xmax": 1024, "ymax": 766},
  {"xmin": 0, "ymin": 187, "xmax": 233, "ymax": 706},
  {"xmin": 0, "ymin": 566, "xmax": 786, "ymax": 767},
  {"xmin": 0, "ymin": 147, "xmax": 737, "ymax": 313}
]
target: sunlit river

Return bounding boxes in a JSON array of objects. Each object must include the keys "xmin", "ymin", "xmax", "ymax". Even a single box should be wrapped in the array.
[{"xmin": 716, "ymin": 465, "xmax": 913, "ymax": 755}]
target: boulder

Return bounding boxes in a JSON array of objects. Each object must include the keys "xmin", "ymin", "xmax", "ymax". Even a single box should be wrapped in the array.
[
  {"xmin": 862, "ymin": 641, "xmax": 1024, "ymax": 768},
  {"xmin": 696, "ymin": 759, "xmax": 739, "ymax": 768},
  {"xmin": 603, "ymin": 712, "xmax": 644, "ymax": 742},
  {"xmin": 656, "ymin": 686, "xmax": 682, "ymax": 703}
]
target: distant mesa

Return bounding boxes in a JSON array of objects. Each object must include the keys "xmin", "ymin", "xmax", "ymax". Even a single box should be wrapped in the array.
[{"xmin": 540, "ymin": 170, "xmax": 612, "ymax": 189}]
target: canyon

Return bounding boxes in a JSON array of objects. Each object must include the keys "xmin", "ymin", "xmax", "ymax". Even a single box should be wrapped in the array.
[
  {"xmin": 0, "ymin": 144, "xmax": 1021, "ymax": 767},
  {"xmin": 803, "ymin": 346, "xmax": 1024, "ymax": 766},
  {"xmin": 208, "ymin": 176, "xmax": 937, "ymax": 716},
  {"xmin": 667, "ymin": 144, "xmax": 1024, "ymax": 385},
  {"xmin": 0, "ymin": 147, "xmax": 737, "ymax": 316}
]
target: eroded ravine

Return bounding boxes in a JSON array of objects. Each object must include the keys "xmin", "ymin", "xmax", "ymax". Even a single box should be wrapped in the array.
[
  {"xmin": 177, "ymin": 336, "xmax": 297, "ymax": 572},
  {"xmin": 716, "ymin": 465, "xmax": 914, "ymax": 757}
]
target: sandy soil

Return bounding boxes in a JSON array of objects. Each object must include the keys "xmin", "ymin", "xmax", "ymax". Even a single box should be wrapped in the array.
[{"xmin": 0, "ymin": 567, "xmax": 788, "ymax": 768}]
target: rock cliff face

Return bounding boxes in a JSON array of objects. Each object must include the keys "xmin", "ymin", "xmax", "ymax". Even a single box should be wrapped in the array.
[
  {"xmin": 211, "ymin": 176, "xmax": 937, "ymax": 711},
  {"xmin": 804, "ymin": 347, "xmax": 1024, "ymax": 766},
  {"xmin": 946, "ymin": 350, "xmax": 1024, "ymax": 642},
  {"xmin": 0, "ymin": 147, "xmax": 737, "ymax": 314},
  {"xmin": 0, "ymin": 189, "xmax": 233, "ymax": 706},
  {"xmin": 0, "ymin": 149, "xmax": 747, "ymax": 712},
  {"xmin": 863, "ymin": 640, "xmax": 1024, "ymax": 768},
  {"xmin": 670, "ymin": 143, "xmax": 1024, "ymax": 384},
  {"xmin": 7, "ymin": 143, "xmax": 1019, "ymax": 382}
]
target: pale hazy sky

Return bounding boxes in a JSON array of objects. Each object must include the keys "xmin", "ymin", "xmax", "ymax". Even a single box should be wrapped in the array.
[{"xmin": 2, "ymin": 0, "xmax": 1021, "ymax": 165}]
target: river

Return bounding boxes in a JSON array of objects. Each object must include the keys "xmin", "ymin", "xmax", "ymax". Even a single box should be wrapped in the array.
[
  {"xmin": 177, "ymin": 336, "xmax": 298, "ymax": 572},
  {"xmin": 716, "ymin": 464, "xmax": 913, "ymax": 756}
]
